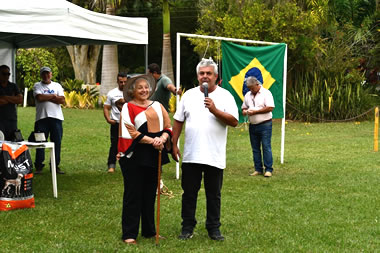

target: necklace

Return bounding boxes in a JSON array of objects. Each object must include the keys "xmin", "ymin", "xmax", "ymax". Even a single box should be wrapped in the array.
[{"xmin": 131, "ymin": 99, "xmax": 151, "ymax": 107}]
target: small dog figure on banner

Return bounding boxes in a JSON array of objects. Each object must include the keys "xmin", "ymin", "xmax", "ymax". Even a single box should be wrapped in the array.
[{"xmin": 2, "ymin": 174, "xmax": 24, "ymax": 197}]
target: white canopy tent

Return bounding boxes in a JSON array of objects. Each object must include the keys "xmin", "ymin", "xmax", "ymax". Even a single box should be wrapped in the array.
[{"xmin": 0, "ymin": 0, "xmax": 149, "ymax": 82}]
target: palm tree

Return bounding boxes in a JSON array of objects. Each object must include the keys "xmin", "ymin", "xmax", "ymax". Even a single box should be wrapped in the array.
[
  {"xmin": 92, "ymin": 0, "xmax": 121, "ymax": 97},
  {"xmin": 161, "ymin": 0, "xmax": 175, "ymax": 83},
  {"xmin": 99, "ymin": 3, "xmax": 119, "ymax": 97}
]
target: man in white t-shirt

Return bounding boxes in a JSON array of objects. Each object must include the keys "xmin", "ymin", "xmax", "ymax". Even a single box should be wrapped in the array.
[
  {"xmin": 33, "ymin": 66, "xmax": 65, "ymax": 174},
  {"xmin": 172, "ymin": 58, "xmax": 238, "ymax": 241},
  {"xmin": 241, "ymin": 76, "xmax": 275, "ymax": 177},
  {"xmin": 103, "ymin": 73, "xmax": 127, "ymax": 173}
]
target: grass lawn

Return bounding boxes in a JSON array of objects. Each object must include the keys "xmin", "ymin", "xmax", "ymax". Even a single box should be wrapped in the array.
[{"xmin": 1, "ymin": 107, "xmax": 379, "ymax": 252}]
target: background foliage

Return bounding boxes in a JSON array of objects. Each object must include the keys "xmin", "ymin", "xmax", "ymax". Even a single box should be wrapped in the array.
[
  {"xmin": 62, "ymin": 79, "xmax": 103, "ymax": 109},
  {"xmin": 14, "ymin": 0, "xmax": 200, "ymax": 92},
  {"xmin": 191, "ymin": 0, "xmax": 379, "ymax": 121},
  {"xmin": 16, "ymin": 48, "xmax": 59, "ymax": 90},
  {"xmin": 12, "ymin": 0, "xmax": 379, "ymax": 121}
]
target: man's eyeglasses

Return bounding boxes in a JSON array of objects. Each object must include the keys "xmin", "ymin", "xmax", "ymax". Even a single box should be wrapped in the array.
[{"xmin": 1, "ymin": 72, "xmax": 11, "ymax": 76}]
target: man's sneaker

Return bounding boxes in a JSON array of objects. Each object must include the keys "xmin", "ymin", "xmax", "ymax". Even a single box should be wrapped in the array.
[
  {"xmin": 107, "ymin": 168, "xmax": 115, "ymax": 173},
  {"xmin": 208, "ymin": 230, "xmax": 225, "ymax": 241},
  {"xmin": 264, "ymin": 171, "xmax": 272, "ymax": 177},
  {"xmin": 178, "ymin": 230, "xmax": 193, "ymax": 240},
  {"xmin": 34, "ymin": 168, "xmax": 43, "ymax": 174},
  {"xmin": 250, "ymin": 171, "xmax": 263, "ymax": 176},
  {"xmin": 34, "ymin": 163, "xmax": 45, "ymax": 174},
  {"xmin": 49, "ymin": 164, "xmax": 65, "ymax": 174},
  {"xmin": 56, "ymin": 167, "xmax": 65, "ymax": 174}
]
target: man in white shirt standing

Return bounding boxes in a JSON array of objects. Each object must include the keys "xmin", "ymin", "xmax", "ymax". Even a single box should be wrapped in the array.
[
  {"xmin": 241, "ymin": 76, "xmax": 275, "ymax": 177},
  {"xmin": 172, "ymin": 58, "xmax": 238, "ymax": 241},
  {"xmin": 33, "ymin": 66, "xmax": 65, "ymax": 174},
  {"xmin": 103, "ymin": 73, "xmax": 127, "ymax": 173}
]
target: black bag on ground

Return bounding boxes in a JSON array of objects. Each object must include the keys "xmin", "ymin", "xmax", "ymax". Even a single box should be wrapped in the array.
[
  {"xmin": 0, "ymin": 143, "xmax": 35, "ymax": 211},
  {"xmin": 13, "ymin": 129, "xmax": 24, "ymax": 142}
]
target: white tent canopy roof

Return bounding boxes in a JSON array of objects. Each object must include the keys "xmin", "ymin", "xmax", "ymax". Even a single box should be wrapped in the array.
[{"xmin": 0, "ymin": 0, "xmax": 148, "ymax": 48}]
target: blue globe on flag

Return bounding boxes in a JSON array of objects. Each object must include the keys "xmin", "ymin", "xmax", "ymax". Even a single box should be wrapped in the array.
[{"xmin": 242, "ymin": 67, "xmax": 264, "ymax": 96}]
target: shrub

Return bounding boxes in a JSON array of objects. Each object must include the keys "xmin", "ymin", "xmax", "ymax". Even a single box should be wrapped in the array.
[
  {"xmin": 62, "ymin": 79, "xmax": 84, "ymax": 93},
  {"xmin": 286, "ymin": 69, "xmax": 376, "ymax": 121},
  {"xmin": 16, "ymin": 48, "xmax": 59, "ymax": 90},
  {"xmin": 64, "ymin": 91, "xmax": 79, "ymax": 108}
]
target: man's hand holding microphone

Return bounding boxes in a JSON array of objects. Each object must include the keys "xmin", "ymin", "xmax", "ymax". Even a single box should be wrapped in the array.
[{"xmin": 202, "ymin": 82, "xmax": 217, "ymax": 113}]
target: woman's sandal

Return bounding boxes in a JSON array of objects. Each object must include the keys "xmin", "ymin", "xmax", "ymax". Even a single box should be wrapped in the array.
[
  {"xmin": 145, "ymin": 234, "xmax": 166, "ymax": 240},
  {"xmin": 123, "ymin": 239, "xmax": 137, "ymax": 245}
]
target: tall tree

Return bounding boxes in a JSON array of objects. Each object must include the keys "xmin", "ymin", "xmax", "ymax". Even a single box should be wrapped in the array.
[
  {"xmin": 194, "ymin": 0, "xmax": 323, "ymax": 78},
  {"xmin": 66, "ymin": 45, "xmax": 101, "ymax": 85},
  {"xmin": 161, "ymin": 0, "xmax": 175, "ymax": 83},
  {"xmin": 99, "ymin": 4, "xmax": 119, "ymax": 97},
  {"xmin": 92, "ymin": 0, "xmax": 121, "ymax": 97}
]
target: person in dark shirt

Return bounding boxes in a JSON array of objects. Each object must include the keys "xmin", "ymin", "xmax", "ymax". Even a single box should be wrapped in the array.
[
  {"xmin": 148, "ymin": 63, "xmax": 181, "ymax": 112},
  {"xmin": 0, "ymin": 65, "xmax": 23, "ymax": 141}
]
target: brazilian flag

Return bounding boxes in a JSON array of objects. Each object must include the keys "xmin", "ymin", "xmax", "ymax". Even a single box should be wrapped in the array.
[{"xmin": 221, "ymin": 41, "xmax": 286, "ymax": 123}]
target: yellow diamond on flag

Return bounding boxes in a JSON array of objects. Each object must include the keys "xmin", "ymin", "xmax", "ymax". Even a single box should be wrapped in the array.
[{"xmin": 228, "ymin": 58, "xmax": 276, "ymax": 101}]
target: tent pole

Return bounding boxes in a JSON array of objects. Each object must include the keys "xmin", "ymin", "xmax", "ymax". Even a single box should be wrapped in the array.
[
  {"xmin": 12, "ymin": 48, "xmax": 16, "ymax": 83},
  {"xmin": 175, "ymin": 33, "xmax": 181, "ymax": 180},
  {"xmin": 280, "ymin": 44, "xmax": 288, "ymax": 164},
  {"xmin": 145, "ymin": 44, "xmax": 148, "ymax": 72},
  {"xmin": 177, "ymin": 32, "xmax": 279, "ymax": 46},
  {"xmin": 12, "ymin": 47, "xmax": 28, "ymax": 108}
]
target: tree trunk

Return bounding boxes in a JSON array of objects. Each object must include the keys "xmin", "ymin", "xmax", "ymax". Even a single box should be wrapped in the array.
[
  {"xmin": 99, "ymin": 5, "xmax": 119, "ymax": 97},
  {"xmin": 99, "ymin": 44, "xmax": 118, "ymax": 96},
  {"xmin": 161, "ymin": 33, "xmax": 174, "ymax": 83},
  {"xmin": 66, "ymin": 45, "xmax": 101, "ymax": 85},
  {"xmin": 161, "ymin": 0, "xmax": 175, "ymax": 83}
]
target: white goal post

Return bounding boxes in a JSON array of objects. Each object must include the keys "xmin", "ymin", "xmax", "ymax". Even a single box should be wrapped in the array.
[{"xmin": 174, "ymin": 32, "xmax": 288, "ymax": 179}]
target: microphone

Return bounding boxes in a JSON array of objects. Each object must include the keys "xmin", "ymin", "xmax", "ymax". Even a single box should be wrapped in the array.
[{"xmin": 202, "ymin": 82, "xmax": 208, "ymax": 97}]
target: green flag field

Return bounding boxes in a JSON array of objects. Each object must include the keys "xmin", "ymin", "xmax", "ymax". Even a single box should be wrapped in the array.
[
  {"xmin": 222, "ymin": 41, "xmax": 286, "ymax": 123},
  {"xmin": 1, "ymin": 107, "xmax": 379, "ymax": 252}
]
